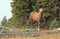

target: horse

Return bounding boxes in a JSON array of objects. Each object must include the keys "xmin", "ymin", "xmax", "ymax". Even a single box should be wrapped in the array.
[{"xmin": 27, "ymin": 8, "xmax": 44, "ymax": 30}]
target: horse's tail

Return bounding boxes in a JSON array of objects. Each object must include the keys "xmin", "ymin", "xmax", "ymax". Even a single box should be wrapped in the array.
[{"xmin": 26, "ymin": 12, "xmax": 34, "ymax": 25}]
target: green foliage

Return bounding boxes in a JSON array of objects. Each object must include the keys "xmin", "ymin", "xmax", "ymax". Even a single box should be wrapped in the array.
[
  {"xmin": 10, "ymin": 0, "xmax": 32, "ymax": 26},
  {"xmin": 37, "ymin": 0, "xmax": 58, "ymax": 17},
  {"xmin": 49, "ymin": 20, "xmax": 60, "ymax": 30},
  {"xmin": 1, "ymin": 16, "xmax": 16, "ymax": 28},
  {"xmin": 1, "ymin": 16, "xmax": 8, "ymax": 26},
  {"xmin": 10, "ymin": 0, "xmax": 60, "ymax": 28},
  {"xmin": 43, "ymin": 12, "xmax": 51, "ymax": 17},
  {"xmin": 6, "ymin": 21, "xmax": 17, "ymax": 28}
]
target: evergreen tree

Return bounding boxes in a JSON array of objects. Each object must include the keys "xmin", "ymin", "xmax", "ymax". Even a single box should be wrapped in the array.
[
  {"xmin": 1, "ymin": 16, "xmax": 7, "ymax": 26},
  {"xmin": 10, "ymin": 0, "xmax": 32, "ymax": 27},
  {"xmin": 10, "ymin": 0, "xmax": 60, "ymax": 28}
]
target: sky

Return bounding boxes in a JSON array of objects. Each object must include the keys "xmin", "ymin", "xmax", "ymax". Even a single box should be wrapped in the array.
[{"xmin": 0, "ymin": 0, "xmax": 12, "ymax": 23}]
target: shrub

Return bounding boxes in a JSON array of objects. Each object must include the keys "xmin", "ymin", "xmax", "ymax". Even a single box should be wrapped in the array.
[{"xmin": 49, "ymin": 20, "xmax": 60, "ymax": 30}]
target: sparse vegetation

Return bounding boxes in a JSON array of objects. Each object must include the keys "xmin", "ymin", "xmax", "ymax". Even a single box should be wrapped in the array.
[{"xmin": 49, "ymin": 20, "xmax": 60, "ymax": 30}]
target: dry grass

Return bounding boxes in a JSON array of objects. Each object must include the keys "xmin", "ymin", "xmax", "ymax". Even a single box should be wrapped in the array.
[
  {"xmin": 0, "ymin": 29, "xmax": 60, "ymax": 39},
  {"xmin": 0, "ymin": 33, "xmax": 60, "ymax": 39},
  {"xmin": 39, "ymin": 33, "xmax": 60, "ymax": 39}
]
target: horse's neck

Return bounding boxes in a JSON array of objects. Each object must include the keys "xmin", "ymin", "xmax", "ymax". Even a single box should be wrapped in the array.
[{"xmin": 39, "ymin": 12, "xmax": 42, "ymax": 15}]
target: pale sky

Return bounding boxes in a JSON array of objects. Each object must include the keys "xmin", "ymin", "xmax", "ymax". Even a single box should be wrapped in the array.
[{"xmin": 0, "ymin": 0, "xmax": 12, "ymax": 23}]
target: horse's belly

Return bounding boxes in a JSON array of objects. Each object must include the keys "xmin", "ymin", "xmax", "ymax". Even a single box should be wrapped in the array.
[{"xmin": 32, "ymin": 14, "xmax": 41, "ymax": 21}]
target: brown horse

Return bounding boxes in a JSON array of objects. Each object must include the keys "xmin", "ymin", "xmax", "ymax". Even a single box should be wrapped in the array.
[{"xmin": 27, "ymin": 8, "xmax": 44, "ymax": 30}]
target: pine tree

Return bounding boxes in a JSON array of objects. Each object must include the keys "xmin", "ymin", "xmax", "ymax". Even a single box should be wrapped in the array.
[
  {"xmin": 10, "ymin": 0, "xmax": 60, "ymax": 28},
  {"xmin": 10, "ymin": 0, "xmax": 32, "ymax": 27},
  {"xmin": 1, "ymin": 16, "xmax": 7, "ymax": 26}
]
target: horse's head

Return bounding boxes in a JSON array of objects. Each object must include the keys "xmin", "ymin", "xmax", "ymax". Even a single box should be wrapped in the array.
[{"xmin": 39, "ymin": 8, "xmax": 44, "ymax": 13}]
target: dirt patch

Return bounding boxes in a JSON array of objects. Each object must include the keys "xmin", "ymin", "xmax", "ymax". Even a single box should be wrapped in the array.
[
  {"xmin": 39, "ymin": 33, "xmax": 59, "ymax": 39},
  {"xmin": 0, "ymin": 33, "xmax": 60, "ymax": 39}
]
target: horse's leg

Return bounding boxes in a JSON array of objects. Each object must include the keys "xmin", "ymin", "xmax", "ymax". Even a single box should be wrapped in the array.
[
  {"xmin": 37, "ymin": 20, "xmax": 40, "ymax": 36},
  {"xmin": 26, "ymin": 16, "xmax": 31, "ymax": 25},
  {"xmin": 38, "ymin": 20, "xmax": 40, "ymax": 30},
  {"xmin": 31, "ymin": 20, "xmax": 35, "ymax": 29}
]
